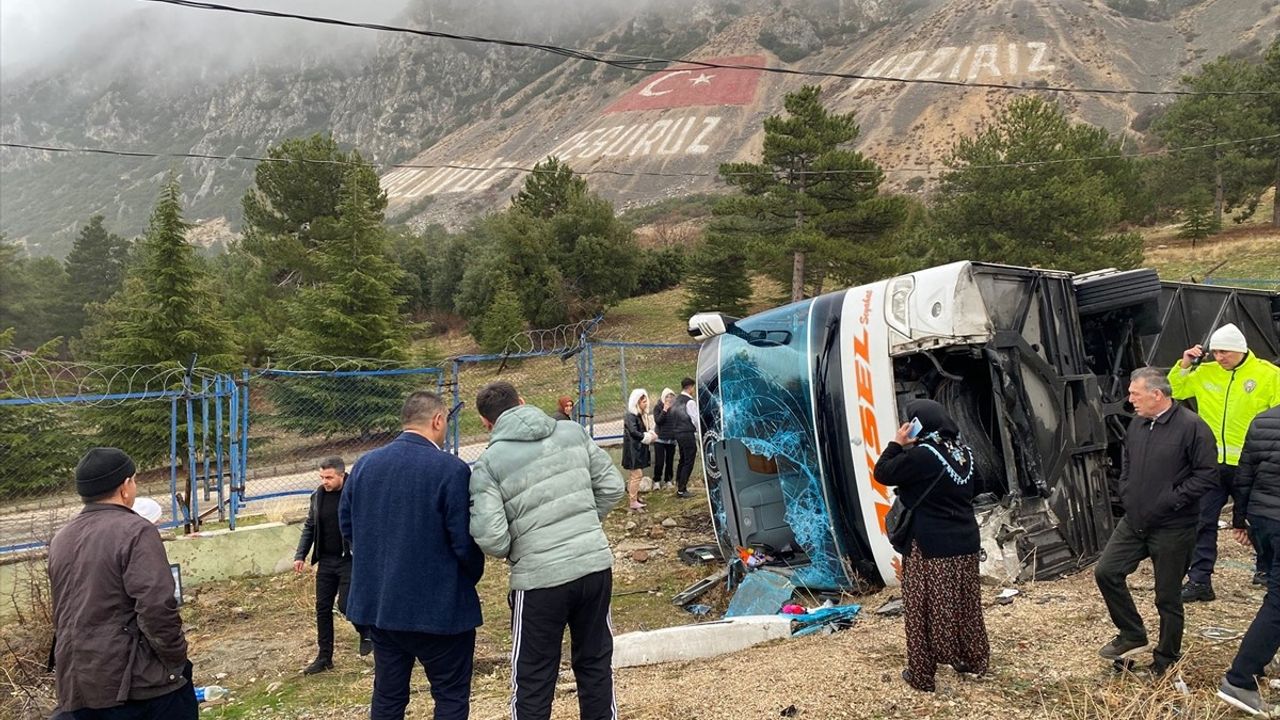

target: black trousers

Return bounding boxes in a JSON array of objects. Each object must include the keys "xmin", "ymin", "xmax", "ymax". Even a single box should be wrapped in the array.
[
  {"xmin": 370, "ymin": 627, "xmax": 474, "ymax": 720},
  {"xmin": 674, "ymin": 435, "xmax": 697, "ymax": 493},
  {"xmin": 316, "ymin": 555, "xmax": 365, "ymax": 658},
  {"xmin": 69, "ymin": 663, "xmax": 197, "ymax": 720},
  {"xmin": 1095, "ymin": 517, "xmax": 1196, "ymax": 668},
  {"xmin": 652, "ymin": 442, "xmax": 675, "ymax": 485},
  {"xmin": 509, "ymin": 569, "xmax": 615, "ymax": 720},
  {"xmin": 1228, "ymin": 515, "xmax": 1280, "ymax": 690},
  {"xmin": 1189, "ymin": 463, "xmax": 1264, "ymax": 583}
]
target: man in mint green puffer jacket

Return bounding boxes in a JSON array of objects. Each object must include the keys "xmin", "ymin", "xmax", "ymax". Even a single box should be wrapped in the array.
[{"xmin": 469, "ymin": 381, "xmax": 625, "ymax": 720}]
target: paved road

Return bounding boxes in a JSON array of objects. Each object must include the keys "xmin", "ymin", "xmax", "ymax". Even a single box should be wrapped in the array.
[{"xmin": 0, "ymin": 419, "xmax": 625, "ymax": 552}]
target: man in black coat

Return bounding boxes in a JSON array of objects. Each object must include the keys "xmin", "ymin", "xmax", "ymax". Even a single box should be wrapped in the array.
[
  {"xmin": 293, "ymin": 456, "xmax": 370, "ymax": 674},
  {"xmin": 1095, "ymin": 367, "xmax": 1218, "ymax": 676},
  {"xmin": 1218, "ymin": 405, "xmax": 1280, "ymax": 715}
]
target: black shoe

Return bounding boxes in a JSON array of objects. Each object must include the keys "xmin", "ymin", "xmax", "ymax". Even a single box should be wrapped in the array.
[
  {"xmin": 303, "ymin": 657, "xmax": 333, "ymax": 675},
  {"xmin": 1181, "ymin": 581, "xmax": 1216, "ymax": 602},
  {"xmin": 676, "ymin": 491, "xmax": 692, "ymax": 499},
  {"xmin": 1254, "ymin": 572, "xmax": 1269, "ymax": 586},
  {"xmin": 1099, "ymin": 635, "xmax": 1149, "ymax": 661},
  {"xmin": 359, "ymin": 637, "xmax": 373, "ymax": 657}
]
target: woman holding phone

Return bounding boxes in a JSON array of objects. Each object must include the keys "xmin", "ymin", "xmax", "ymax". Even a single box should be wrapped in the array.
[{"xmin": 874, "ymin": 398, "xmax": 989, "ymax": 692}]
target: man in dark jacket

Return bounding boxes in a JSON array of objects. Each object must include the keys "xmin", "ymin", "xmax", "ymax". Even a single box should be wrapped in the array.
[
  {"xmin": 667, "ymin": 377, "xmax": 699, "ymax": 498},
  {"xmin": 48, "ymin": 447, "xmax": 196, "ymax": 720},
  {"xmin": 1218, "ymin": 405, "xmax": 1280, "ymax": 715},
  {"xmin": 340, "ymin": 391, "xmax": 484, "ymax": 720},
  {"xmin": 293, "ymin": 456, "xmax": 370, "ymax": 674},
  {"xmin": 1095, "ymin": 368, "xmax": 1218, "ymax": 675}
]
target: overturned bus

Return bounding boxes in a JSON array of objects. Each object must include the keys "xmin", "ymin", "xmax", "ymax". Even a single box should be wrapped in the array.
[{"xmin": 688, "ymin": 261, "xmax": 1280, "ymax": 590}]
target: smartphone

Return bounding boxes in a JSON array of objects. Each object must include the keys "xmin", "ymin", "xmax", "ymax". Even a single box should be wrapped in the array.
[{"xmin": 907, "ymin": 416, "xmax": 923, "ymax": 439}]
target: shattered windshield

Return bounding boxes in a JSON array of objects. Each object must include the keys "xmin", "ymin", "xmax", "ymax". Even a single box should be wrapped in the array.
[{"xmin": 719, "ymin": 301, "xmax": 848, "ymax": 589}]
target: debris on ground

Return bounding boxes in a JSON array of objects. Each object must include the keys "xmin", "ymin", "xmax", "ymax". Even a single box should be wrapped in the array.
[
  {"xmin": 995, "ymin": 588, "xmax": 1020, "ymax": 605},
  {"xmin": 661, "ymin": 517, "xmax": 678, "ymax": 528},
  {"xmin": 671, "ymin": 567, "xmax": 730, "ymax": 607},
  {"xmin": 679, "ymin": 544, "xmax": 723, "ymax": 565},
  {"xmin": 788, "ymin": 604, "xmax": 862, "ymax": 637},
  {"xmin": 875, "ymin": 597, "xmax": 903, "ymax": 617},
  {"xmin": 724, "ymin": 570, "xmax": 794, "ymax": 618}
]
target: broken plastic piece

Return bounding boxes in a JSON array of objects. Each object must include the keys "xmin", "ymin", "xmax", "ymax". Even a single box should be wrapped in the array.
[
  {"xmin": 995, "ymin": 588, "xmax": 1020, "ymax": 605},
  {"xmin": 781, "ymin": 604, "xmax": 807, "ymax": 615},
  {"xmin": 875, "ymin": 598, "xmax": 903, "ymax": 616},
  {"xmin": 1200, "ymin": 626, "xmax": 1244, "ymax": 641},
  {"xmin": 725, "ymin": 570, "xmax": 794, "ymax": 618}
]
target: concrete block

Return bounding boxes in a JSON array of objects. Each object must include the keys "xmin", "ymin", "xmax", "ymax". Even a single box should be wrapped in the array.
[
  {"xmin": 612, "ymin": 616, "xmax": 794, "ymax": 668},
  {"xmin": 164, "ymin": 522, "xmax": 301, "ymax": 587}
]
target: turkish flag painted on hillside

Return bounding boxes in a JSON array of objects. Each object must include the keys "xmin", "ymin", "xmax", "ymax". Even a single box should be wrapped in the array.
[{"xmin": 604, "ymin": 55, "xmax": 765, "ymax": 113}]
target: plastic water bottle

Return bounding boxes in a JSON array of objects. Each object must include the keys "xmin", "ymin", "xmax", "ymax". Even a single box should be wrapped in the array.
[{"xmin": 195, "ymin": 685, "xmax": 228, "ymax": 703}]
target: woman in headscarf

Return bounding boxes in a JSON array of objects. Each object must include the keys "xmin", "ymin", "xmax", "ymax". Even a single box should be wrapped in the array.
[
  {"xmin": 622, "ymin": 388, "xmax": 656, "ymax": 511},
  {"xmin": 874, "ymin": 398, "xmax": 989, "ymax": 692}
]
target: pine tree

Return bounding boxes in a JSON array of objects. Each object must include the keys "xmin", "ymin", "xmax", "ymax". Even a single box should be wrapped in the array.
[
  {"xmin": 512, "ymin": 157, "xmax": 588, "ymax": 219},
  {"xmin": 83, "ymin": 175, "xmax": 236, "ymax": 466},
  {"xmin": 62, "ymin": 215, "xmax": 131, "ymax": 340},
  {"xmin": 1178, "ymin": 194, "xmax": 1222, "ymax": 248},
  {"xmin": 683, "ymin": 230, "xmax": 752, "ymax": 317},
  {"xmin": 478, "ymin": 277, "xmax": 526, "ymax": 353},
  {"xmin": 1152, "ymin": 56, "xmax": 1272, "ymax": 225},
  {"xmin": 235, "ymin": 134, "xmax": 387, "ymax": 357},
  {"xmin": 933, "ymin": 96, "xmax": 1144, "ymax": 272},
  {"xmin": 270, "ymin": 168, "xmax": 409, "ymax": 438},
  {"xmin": 718, "ymin": 85, "xmax": 905, "ymax": 301}
]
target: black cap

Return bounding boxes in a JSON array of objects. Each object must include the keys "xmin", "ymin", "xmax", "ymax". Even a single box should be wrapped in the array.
[{"xmin": 75, "ymin": 447, "xmax": 136, "ymax": 498}]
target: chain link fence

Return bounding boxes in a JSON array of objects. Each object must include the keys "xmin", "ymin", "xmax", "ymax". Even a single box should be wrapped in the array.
[
  {"xmin": 0, "ymin": 336, "xmax": 698, "ymax": 553},
  {"xmin": 0, "ymin": 351, "xmax": 240, "ymax": 552},
  {"xmin": 235, "ymin": 359, "xmax": 445, "ymax": 521}
]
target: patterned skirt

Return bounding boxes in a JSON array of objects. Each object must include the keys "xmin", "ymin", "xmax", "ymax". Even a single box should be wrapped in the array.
[{"xmin": 900, "ymin": 542, "xmax": 990, "ymax": 691}]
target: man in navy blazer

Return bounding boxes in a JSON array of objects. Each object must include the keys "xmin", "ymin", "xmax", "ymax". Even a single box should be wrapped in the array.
[{"xmin": 340, "ymin": 390, "xmax": 484, "ymax": 720}]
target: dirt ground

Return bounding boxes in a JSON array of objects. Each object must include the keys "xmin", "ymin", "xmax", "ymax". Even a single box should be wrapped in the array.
[{"xmin": 4, "ymin": 476, "xmax": 1278, "ymax": 719}]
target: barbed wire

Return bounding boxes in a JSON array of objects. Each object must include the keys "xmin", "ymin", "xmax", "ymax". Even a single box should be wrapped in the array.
[
  {"xmin": 500, "ymin": 316, "xmax": 604, "ymax": 356},
  {"xmin": 256, "ymin": 354, "xmax": 431, "ymax": 373},
  {"xmin": 141, "ymin": 0, "xmax": 1280, "ymax": 97},
  {"xmin": 0, "ymin": 350, "xmax": 220, "ymax": 406}
]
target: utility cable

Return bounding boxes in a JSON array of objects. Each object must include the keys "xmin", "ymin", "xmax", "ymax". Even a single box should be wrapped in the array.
[
  {"xmin": 3, "ymin": 132, "xmax": 1278, "ymax": 178},
  {"xmin": 138, "ymin": 0, "xmax": 1280, "ymax": 97}
]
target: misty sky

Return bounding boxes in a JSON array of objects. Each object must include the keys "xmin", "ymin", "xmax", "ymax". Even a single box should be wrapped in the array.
[{"xmin": 0, "ymin": 0, "xmax": 412, "ymax": 80}]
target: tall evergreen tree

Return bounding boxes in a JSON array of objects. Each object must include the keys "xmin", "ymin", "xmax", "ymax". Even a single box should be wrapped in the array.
[
  {"xmin": 718, "ymin": 85, "xmax": 906, "ymax": 301},
  {"xmin": 0, "ymin": 238, "xmax": 74, "ymax": 350},
  {"xmin": 233, "ymin": 134, "xmax": 387, "ymax": 358},
  {"xmin": 478, "ymin": 277, "xmax": 527, "ymax": 353},
  {"xmin": 683, "ymin": 229, "xmax": 752, "ymax": 317},
  {"xmin": 512, "ymin": 157, "xmax": 588, "ymax": 219},
  {"xmin": 1152, "ymin": 56, "xmax": 1272, "ymax": 225},
  {"xmin": 62, "ymin": 215, "xmax": 131, "ymax": 340},
  {"xmin": 932, "ymin": 96, "xmax": 1144, "ymax": 272},
  {"xmin": 83, "ymin": 175, "xmax": 236, "ymax": 466},
  {"xmin": 270, "ymin": 168, "xmax": 409, "ymax": 438}
]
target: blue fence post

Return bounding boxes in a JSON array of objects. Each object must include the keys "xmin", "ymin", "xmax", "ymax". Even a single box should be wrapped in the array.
[
  {"xmin": 170, "ymin": 397, "xmax": 183, "ymax": 528},
  {"xmin": 619, "ymin": 346, "xmax": 628, "ymax": 408},
  {"xmin": 239, "ymin": 369, "xmax": 250, "ymax": 500},
  {"xmin": 184, "ymin": 375, "xmax": 199, "ymax": 531},
  {"xmin": 586, "ymin": 342, "xmax": 597, "ymax": 439},
  {"xmin": 213, "ymin": 375, "xmax": 226, "ymax": 524},
  {"xmin": 200, "ymin": 377, "xmax": 211, "ymax": 504},
  {"xmin": 227, "ymin": 375, "xmax": 241, "ymax": 531}
]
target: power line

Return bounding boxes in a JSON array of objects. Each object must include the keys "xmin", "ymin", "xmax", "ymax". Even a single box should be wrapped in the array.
[
  {"xmin": 138, "ymin": 0, "xmax": 1279, "ymax": 98},
  {"xmin": 3, "ymin": 133, "xmax": 1278, "ymax": 180}
]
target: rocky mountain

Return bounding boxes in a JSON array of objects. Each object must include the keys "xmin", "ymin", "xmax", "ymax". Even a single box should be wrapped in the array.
[{"xmin": 1, "ymin": 0, "xmax": 1276, "ymax": 256}]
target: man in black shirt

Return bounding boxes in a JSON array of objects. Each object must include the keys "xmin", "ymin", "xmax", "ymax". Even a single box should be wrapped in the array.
[
  {"xmin": 294, "ymin": 456, "xmax": 370, "ymax": 674},
  {"xmin": 1094, "ymin": 367, "xmax": 1218, "ymax": 676}
]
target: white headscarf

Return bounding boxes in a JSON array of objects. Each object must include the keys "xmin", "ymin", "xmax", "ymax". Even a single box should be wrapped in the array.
[{"xmin": 627, "ymin": 387, "xmax": 649, "ymax": 416}]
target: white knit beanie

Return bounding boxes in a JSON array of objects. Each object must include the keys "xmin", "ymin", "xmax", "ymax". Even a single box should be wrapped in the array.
[{"xmin": 1208, "ymin": 323, "xmax": 1248, "ymax": 353}]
